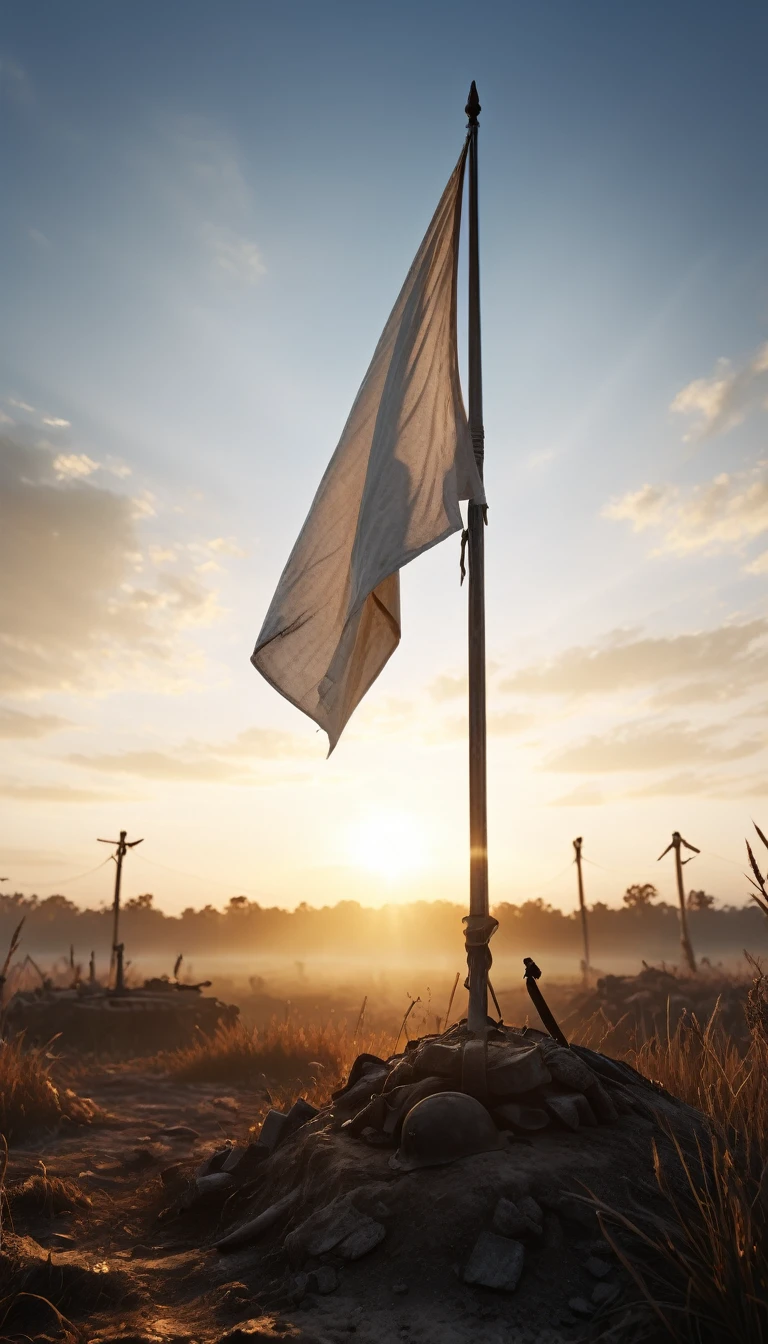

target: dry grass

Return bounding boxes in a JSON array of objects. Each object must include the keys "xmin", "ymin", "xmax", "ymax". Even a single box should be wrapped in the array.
[
  {"xmin": 161, "ymin": 1017, "xmax": 391, "ymax": 1095},
  {"xmin": 588, "ymin": 1008, "xmax": 768, "ymax": 1342},
  {"xmin": 0, "ymin": 1035, "xmax": 101, "ymax": 1145}
]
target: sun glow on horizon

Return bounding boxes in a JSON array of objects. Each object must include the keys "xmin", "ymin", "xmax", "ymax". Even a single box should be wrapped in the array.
[{"xmin": 345, "ymin": 810, "xmax": 430, "ymax": 882}]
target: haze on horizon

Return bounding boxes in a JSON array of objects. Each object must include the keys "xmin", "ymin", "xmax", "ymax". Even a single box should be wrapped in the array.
[{"xmin": 2, "ymin": 1, "xmax": 768, "ymax": 919}]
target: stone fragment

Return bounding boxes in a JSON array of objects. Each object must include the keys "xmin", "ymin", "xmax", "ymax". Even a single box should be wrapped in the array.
[
  {"xmin": 285, "ymin": 1190, "xmax": 386, "ymax": 1261},
  {"xmin": 462, "ymin": 1230, "xmax": 525, "ymax": 1292},
  {"xmin": 568, "ymin": 1297, "xmax": 594, "ymax": 1317},
  {"xmin": 517, "ymin": 1196, "xmax": 544, "ymax": 1228},
  {"xmin": 545, "ymin": 1095, "xmax": 581, "ymax": 1131},
  {"xmin": 307, "ymin": 1264, "xmax": 339, "ymax": 1294},
  {"xmin": 337, "ymin": 1218, "xmax": 386, "ymax": 1260},
  {"xmin": 491, "ymin": 1197, "xmax": 528, "ymax": 1239},
  {"xmin": 160, "ymin": 1162, "xmax": 184, "ymax": 1186},
  {"xmin": 222, "ymin": 1142, "xmax": 268, "ymax": 1179},
  {"xmin": 157, "ymin": 1125, "xmax": 199, "ymax": 1140},
  {"xmin": 585, "ymin": 1255, "xmax": 612, "ymax": 1279},
  {"xmin": 545, "ymin": 1048, "xmax": 597, "ymax": 1093},
  {"xmin": 258, "ymin": 1109, "xmax": 289, "ymax": 1152},
  {"xmin": 284, "ymin": 1097, "xmax": 319, "ymax": 1137},
  {"xmin": 196, "ymin": 1145, "xmax": 232, "ymax": 1178},
  {"xmin": 221, "ymin": 1144, "xmax": 247, "ymax": 1173},
  {"xmin": 492, "ymin": 1102, "xmax": 550, "ymax": 1133},
  {"xmin": 194, "ymin": 1172, "xmax": 235, "ymax": 1198},
  {"xmin": 592, "ymin": 1282, "xmax": 619, "ymax": 1306},
  {"xmin": 487, "ymin": 1046, "xmax": 551, "ymax": 1097},
  {"xmin": 216, "ymin": 1189, "xmax": 300, "ymax": 1251}
]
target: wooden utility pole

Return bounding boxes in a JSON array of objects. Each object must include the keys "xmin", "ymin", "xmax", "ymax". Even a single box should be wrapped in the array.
[
  {"xmin": 657, "ymin": 830, "xmax": 699, "ymax": 973},
  {"xmin": 98, "ymin": 830, "xmax": 143, "ymax": 990},
  {"xmin": 573, "ymin": 838, "xmax": 590, "ymax": 983}
]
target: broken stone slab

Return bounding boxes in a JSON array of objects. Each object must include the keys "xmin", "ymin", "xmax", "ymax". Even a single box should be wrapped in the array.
[
  {"xmin": 196, "ymin": 1145, "xmax": 233, "ymax": 1178},
  {"xmin": 462, "ymin": 1230, "xmax": 525, "ymax": 1292},
  {"xmin": 256, "ymin": 1099, "xmax": 317, "ymax": 1154},
  {"xmin": 486, "ymin": 1046, "xmax": 552, "ymax": 1097},
  {"xmin": 492, "ymin": 1102, "xmax": 550, "ymax": 1133},
  {"xmin": 545, "ymin": 1047, "xmax": 598, "ymax": 1093},
  {"xmin": 491, "ymin": 1197, "xmax": 542, "ymax": 1241},
  {"xmin": 337, "ymin": 1218, "xmax": 386, "ymax": 1260},
  {"xmin": 284, "ymin": 1188, "xmax": 389, "ymax": 1263},
  {"xmin": 222, "ymin": 1141, "xmax": 269, "ymax": 1179},
  {"xmin": 216, "ymin": 1189, "xmax": 300, "ymax": 1252}
]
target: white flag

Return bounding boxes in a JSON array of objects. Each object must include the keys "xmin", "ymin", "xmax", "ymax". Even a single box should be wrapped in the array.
[{"xmin": 252, "ymin": 142, "xmax": 484, "ymax": 751}]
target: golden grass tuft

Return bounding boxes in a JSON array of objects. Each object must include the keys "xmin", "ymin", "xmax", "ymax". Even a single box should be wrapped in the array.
[
  {"xmin": 0, "ymin": 1036, "xmax": 100, "ymax": 1145},
  {"xmin": 162, "ymin": 1017, "xmax": 390, "ymax": 1095}
]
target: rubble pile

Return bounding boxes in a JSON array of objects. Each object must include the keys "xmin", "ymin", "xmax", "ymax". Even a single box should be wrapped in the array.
[
  {"xmin": 563, "ymin": 965, "xmax": 750, "ymax": 1049},
  {"xmin": 3, "ymin": 977, "xmax": 239, "ymax": 1053},
  {"xmin": 156, "ymin": 1022, "xmax": 702, "ymax": 1341}
]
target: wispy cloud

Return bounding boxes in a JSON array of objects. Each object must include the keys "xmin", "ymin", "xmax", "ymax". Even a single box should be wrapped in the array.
[
  {"xmin": 203, "ymin": 225, "xmax": 265, "ymax": 285},
  {"xmin": 43, "ymin": 416, "xmax": 71, "ymax": 429},
  {"xmin": 603, "ymin": 465, "xmax": 768, "ymax": 562},
  {"xmin": 0, "ymin": 780, "xmax": 128, "ymax": 803},
  {"xmin": 671, "ymin": 341, "xmax": 768, "ymax": 439},
  {"xmin": 53, "ymin": 453, "xmax": 100, "ymax": 479},
  {"xmin": 545, "ymin": 720, "xmax": 760, "ymax": 773},
  {"xmin": 0, "ymin": 707, "xmax": 71, "ymax": 739},
  {"xmin": 502, "ymin": 620, "xmax": 768, "ymax": 704}
]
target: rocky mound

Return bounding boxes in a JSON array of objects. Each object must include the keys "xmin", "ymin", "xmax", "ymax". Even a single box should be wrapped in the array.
[
  {"xmin": 563, "ymin": 965, "xmax": 749, "ymax": 1049},
  {"xmin": 153, "ymin": 1023, "xmax": 706, "ymax": 1343}
]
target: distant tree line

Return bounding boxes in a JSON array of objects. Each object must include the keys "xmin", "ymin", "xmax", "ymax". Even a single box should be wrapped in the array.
[{"xmin": 0, "ymin": 884, "xmax": 766, "ymax": 967}]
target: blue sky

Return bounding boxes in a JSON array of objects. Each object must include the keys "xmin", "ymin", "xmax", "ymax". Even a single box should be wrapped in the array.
[{"xmin": 3, "ymin": 1, "xmax": 768, "ymax": 917}]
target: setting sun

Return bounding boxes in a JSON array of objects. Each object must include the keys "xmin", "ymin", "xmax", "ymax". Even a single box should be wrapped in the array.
[{"xmin": 345, "ymin": 810, "xmax": 430, "ymax": 881}]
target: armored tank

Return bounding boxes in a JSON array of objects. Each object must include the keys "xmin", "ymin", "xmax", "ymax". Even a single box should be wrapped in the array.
[{"xmin": 3, "ymin": 974, "xmax": 239, "ymax": 1054}]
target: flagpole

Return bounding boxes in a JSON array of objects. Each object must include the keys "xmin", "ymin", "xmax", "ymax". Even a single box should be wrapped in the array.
[{"xmin": 464, "ymin": 81, "xmax": 496, "ymax": 1038}]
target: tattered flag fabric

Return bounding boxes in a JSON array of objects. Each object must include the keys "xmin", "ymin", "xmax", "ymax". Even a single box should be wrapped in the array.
[{"xmin": 252, "ymin": 140, "xmax": 484, "ymax": 751}]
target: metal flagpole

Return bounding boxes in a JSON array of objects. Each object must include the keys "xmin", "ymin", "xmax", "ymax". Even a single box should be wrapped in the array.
[{"xmin": 464, "ymin": 82, "xmax": 497, "ymax": 1039}]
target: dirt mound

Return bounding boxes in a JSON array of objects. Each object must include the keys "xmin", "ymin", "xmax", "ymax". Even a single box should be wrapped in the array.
[
  {"xmin": 562, "ymin": 966, "xmax": 749, "ymax": 1050},
  {"xmin": 148, "ymin": 1024, "xmax": 705, "ymax": 1342}
]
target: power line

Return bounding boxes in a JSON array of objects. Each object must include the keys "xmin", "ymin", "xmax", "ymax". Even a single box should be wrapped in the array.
[{"xmin": 10, "ymin": 856, "xmax": 114, "ymax": 892}]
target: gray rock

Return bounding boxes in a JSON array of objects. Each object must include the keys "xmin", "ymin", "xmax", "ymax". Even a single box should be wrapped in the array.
[
  {"xmin": 195, "ymin": 1145, "xmax": 232, "ymax": 1178},
  {"xmin": 337, "ymin": 1218, "xmax": 386, "ymax": 1260},
  {"xmin": 586, "ymin": 1255, "xmax": 612, "ymax": 1279},
  {"xmin": 487, "ymin": 1046, "xmax": 552, "ymax": 1097},
  {"xmin": 285, "ymin": 1190, "xmax": 386, "ymax": 1261},
  {"xmin": 258, "ymin": 1109, "xmax": 289, "ymax": 1152},
  {"xmin": 463, "ymin": 1230, "xmax": 525, "ymax": 1292},
  {"xmin": 308, "ymin": 1264, "xmax": 339, "ymax": 1293},
  {"xmin": 568, "ymin": 1297, "xmax": 594, "ymax": 1317},
  {"xmin": 517, "ymin": 1195, "xmax": 543, "ymax": 1228},
  {"xmin": 491, "ymin": 1197, "xmax": 528, "ymax": 1239},
  {"xmin": 592, "ymin": 1282, "xmax": 619, "ymax": 1306}
]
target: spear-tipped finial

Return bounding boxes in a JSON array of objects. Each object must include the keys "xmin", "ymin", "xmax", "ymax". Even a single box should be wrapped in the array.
[{"xmin": 465, "ymin": 81, "xmax": 481, "ymax": 125}]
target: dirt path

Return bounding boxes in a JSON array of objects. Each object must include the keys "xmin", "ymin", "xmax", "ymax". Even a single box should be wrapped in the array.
[{"xmin": 3, "ymin": 1065, "xmax": 306, "ymax": 1344}]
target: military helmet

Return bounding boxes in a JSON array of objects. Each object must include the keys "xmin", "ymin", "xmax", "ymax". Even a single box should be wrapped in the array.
[{"xmin": 389, "ymin": 1090, "xmax": 502, "ymax": 1171}]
